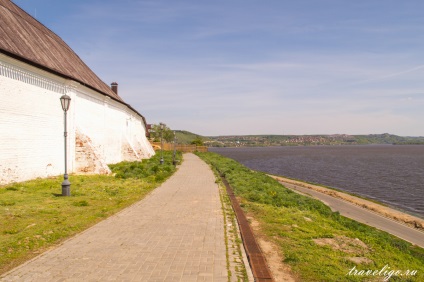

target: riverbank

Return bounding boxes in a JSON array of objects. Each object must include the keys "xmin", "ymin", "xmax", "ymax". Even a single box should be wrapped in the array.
[
  {"xmin": 197, "ymin": 152, "xmax": 424, "ymax": 281},
  {"xmin": 209, "ymin": 145, "xmax": 424, "ymax": 219},
  {"xmin": 269, "ymin": 175, "xmax": 424, "ymax": 232}
]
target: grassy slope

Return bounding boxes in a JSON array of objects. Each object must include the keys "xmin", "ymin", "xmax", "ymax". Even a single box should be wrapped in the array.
[
  {"xmin": 197, "ymin": 152, "xmax": 424, "ymax": 282},
  {"xmin": 0, "ymin": 151, "xmax": 181, "ymax": 274},
  {"xmin": 175, "ymin": 130, "xmax": 210, "ymax": 144}
]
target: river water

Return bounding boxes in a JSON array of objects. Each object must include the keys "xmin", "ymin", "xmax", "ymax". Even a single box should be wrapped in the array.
[{"xmin": 209, "ymin": 145, "xmax": 424, "ymax": 218}]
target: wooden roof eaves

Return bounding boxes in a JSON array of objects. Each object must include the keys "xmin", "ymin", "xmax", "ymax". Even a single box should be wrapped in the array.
[
  {"xmin": 0, "ymin": 48, "xmax": 147, "ymax": 128},
  {"xmin": 0, "ymin": 1, "xmax": 123, "ymax": 102}
]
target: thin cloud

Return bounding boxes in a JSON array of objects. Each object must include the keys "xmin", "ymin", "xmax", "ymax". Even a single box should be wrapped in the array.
[{"xmin": 351, "ymin": 65, "xmax": 424, "ymax": 86}]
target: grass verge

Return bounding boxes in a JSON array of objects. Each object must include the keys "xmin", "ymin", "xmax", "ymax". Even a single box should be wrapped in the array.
[
  {"xmin": 197, "ymin": 152, "xmax": 424, "ymax": 282},
  {"xmin": 217, "ymin": 176, "xmax": 249, "ymax": 281},
  {"xmin": 0, "ymin": 151, "xmax": 181, "ymax": 275}
]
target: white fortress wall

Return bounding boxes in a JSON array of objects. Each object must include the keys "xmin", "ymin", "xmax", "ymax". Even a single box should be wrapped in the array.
[
  {"xmin": 0, "ymin": 55, "xmax": 68, "ymax": 184},
  {"xmin": 0, "ymin": 54, "xmax": 154, "ymax": 184},
  {"xmin": 74, "ymin": 86, "xmax": 155, "ymax": 167}
]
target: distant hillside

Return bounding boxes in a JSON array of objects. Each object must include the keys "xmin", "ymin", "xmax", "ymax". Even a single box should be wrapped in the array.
[
  {"xmin": 205, "ymin": 133, "xmax": 424, "ymax": 147},
  {"xmin": 175, "ymin": 131, "xmax": 424, "ymax": 147},
  {"xmin": 175, "ymin": 130, "xmax": 211, "ymax": 144}
]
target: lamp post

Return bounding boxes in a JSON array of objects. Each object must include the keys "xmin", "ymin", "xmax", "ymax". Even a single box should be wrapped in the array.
[
  {"xmin": 172, "ymin": 131, "xmax": 177, "ymax": 166},
  {"xmin": 60, "ymin": 94, "xmax": 71, "ymax": 196},
  {"xmin": 160, "ymin": 122, "xmax": 164, "ymax": 165}
]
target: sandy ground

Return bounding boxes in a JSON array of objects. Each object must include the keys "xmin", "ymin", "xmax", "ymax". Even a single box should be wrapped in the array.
[
  {"xmin": 246, "ymin": 216, "xmax": 297, "ymax": 282},
  {"xmin": 269, "ymin": 175, "xmax": 424, "ymax": 231}
]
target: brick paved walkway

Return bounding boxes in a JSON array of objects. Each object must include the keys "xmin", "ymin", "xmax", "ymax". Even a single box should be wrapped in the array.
[{"xmin": 1, "ymin": 153, "xmax": 228, "ymax": 282}]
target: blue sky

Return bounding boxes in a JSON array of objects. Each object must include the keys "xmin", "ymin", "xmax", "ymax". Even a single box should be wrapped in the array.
[{"xmin": 13, "ymin": 0, "xmax": 424, "ymax": 136}]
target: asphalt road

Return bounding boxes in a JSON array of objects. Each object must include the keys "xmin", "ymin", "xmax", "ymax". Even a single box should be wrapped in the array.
[{"xmin": 279, "ymin": 181, "xmax": 424, "ymax": 248}]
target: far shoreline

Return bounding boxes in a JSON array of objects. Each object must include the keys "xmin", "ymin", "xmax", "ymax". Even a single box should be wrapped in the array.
[{"xmin": 208, "ymin": 143, "xmax": 424, "ymax": 148}]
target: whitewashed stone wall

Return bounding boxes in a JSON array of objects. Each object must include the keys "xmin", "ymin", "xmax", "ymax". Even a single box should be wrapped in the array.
[{"xmin": 0, "ymin": 54, "xmax": 154, "ymax": 185}]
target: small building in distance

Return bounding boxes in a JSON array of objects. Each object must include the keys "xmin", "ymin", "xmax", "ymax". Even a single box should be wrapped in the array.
[{"xmin": 0, "ymin": 0, "xmax": 155, "ymax": 184}]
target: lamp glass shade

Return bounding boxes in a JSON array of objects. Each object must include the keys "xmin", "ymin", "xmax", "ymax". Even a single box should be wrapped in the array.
[{"xmin": 60, "ymin": 95, "xmax": 71, "ymax": 111}]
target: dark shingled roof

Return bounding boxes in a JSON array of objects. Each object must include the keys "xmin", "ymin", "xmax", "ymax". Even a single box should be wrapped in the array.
[{"xmin": 0, "ymin": 0, "xmax": 123, "ymax": 102}]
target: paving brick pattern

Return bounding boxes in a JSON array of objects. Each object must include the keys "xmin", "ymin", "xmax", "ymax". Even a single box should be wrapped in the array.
[{"xmin": 1, "ymin": 153, "xmax": 228, "ymax": 282}]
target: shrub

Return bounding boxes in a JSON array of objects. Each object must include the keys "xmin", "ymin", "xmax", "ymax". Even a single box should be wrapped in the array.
[{"xmin": 109, "ymin": 151, "xmax": 181, "ymax": 183}]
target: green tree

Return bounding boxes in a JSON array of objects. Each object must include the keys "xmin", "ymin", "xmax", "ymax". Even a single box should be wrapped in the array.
[
  {"xmin": 191, "ymin": 136, "xmax": 204, "ymax": 146},
  {"xmin": 150, "ymin": 123, "xmax": 174, "ymax": 142}
]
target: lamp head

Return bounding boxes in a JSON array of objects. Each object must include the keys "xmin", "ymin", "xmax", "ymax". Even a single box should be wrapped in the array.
[{"xmin": 60, "ymin": 94, "xmax": 71, "ymax": 112}]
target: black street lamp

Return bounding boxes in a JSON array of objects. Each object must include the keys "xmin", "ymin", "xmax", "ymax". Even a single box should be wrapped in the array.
[
  {"xmin": 60, "ymin": 94, "xmax": 71, "ymax": 196},
  {"xmin": 173, "ymin": 131, "xmax": 177, "ymax": 166},
  {"xmin": 160, "ymin": 122, "xmax": 164, "ymax": 165}
]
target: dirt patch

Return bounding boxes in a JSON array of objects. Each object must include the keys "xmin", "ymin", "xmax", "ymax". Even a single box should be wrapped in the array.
[
  {"xmin": 314, "ymin": 236, "xmax": 375, "ymax": 265},
  {"xmin": 313, "ymin": 235, "xmax": 370, "ymax": 255},
  {"xmin": 271, "ymin": 175, "xmax": 424, "ymax": 231},
  {"xmin": 346, "ymin": 256, "xmax": 373, "ymax": 265},
  {"xmin": 247, "ymin": 216, "xmax": 297, "ymax": 282}
]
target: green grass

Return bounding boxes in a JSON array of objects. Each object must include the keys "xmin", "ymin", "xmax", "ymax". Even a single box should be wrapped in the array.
[
  {"xmin": 197, "ymin": 152, "xmax": 424, "ymax": 282},
  {"xmin": 175, "ymin": 130, "xmax": 210, "ymax": 144},
  {"xmin": 0, "ymin": 151, "xmax": 181, "ymax": 274}
]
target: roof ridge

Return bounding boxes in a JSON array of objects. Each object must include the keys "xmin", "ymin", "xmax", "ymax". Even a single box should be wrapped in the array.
[
  {"xmin": 2, "ymin": 1, "xmax": 91, "ymax": 77},
  {"xmin": 0, "ymin": 0, "xmax": 123, "ymax": 102},
  {"xmin": 5, "ymin": 1, "xmax": 62, "ymax": 44}
]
